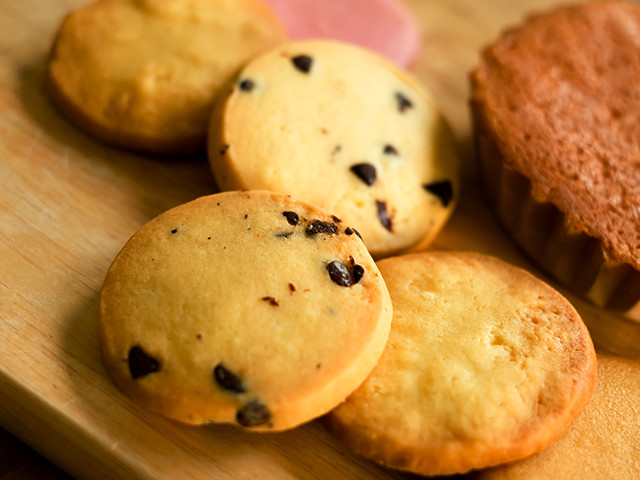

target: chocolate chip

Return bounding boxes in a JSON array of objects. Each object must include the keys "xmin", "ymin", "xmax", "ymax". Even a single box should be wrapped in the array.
[
  {"xmin": 350, "ymin": 163, "xmax": 377, "ymax": 186},
  {"xmin": 353, "ymin": 228, "xmax": 363, "ymax": 240},
  {"xmin": 262, "ymin": 296, "xmax": 279, "ymax": 306},
  {"xmin": 423, "ymin": 180, "xmax": 454, "ymax": 207},
  {"xmin": 214, "ymin": 364, "xmax": 246, "ymax": 393},
  {"xmin": 220, "ymin": 144, "xmax": 229, "ymax": 155},
  {"xmin": 128, "ymin": 345, "xmax": 160, "ymax": 379},
  {"xmin": 288, "ymin": 283, "xmax": 296, "ymax": 292},
  {"xmin": 376, "ymin": 200, "xmax": 393, "ymax": 231},
  {"xmin": 237, "ymin": 400, "xmax": 272, "ymax": 427},
  {"xmin": 344, "ymin": 227, "xmax": 354, "ymax": 235},
  {"xmin": 395, "ymin": 92, "xmax": 413, "ymax": 112},
  {"xmin": 352, "ymin": 265, "xmax": 365, "ymax": 284},
  {"xmin": 327, "ymin": 260, "xmax": 364, "ymax": 287},
  {"xmin": 239, "ymin": 78, "xmax": 255, "ymax": 91},
  {"xmin": 332, "ymin": 215, "xmax": 342, "ymax": 223},
  {"xmin": 282, "ymin": 211, "xmax": 299, "ymax": 226},
  {"xmin": 171, "ymin": 228, "xmax": 178, "ymax": 234},
  {"xmin": 383, "ymin": 144, "xmax": 398, "ymax": 155},
  {"xmin": 306, "ymin": 220, "xmax": 338, "ymax": 236},
  {"xmin": 292, "ymin": 55, "xmax": 313, "ymax": 73},
  {"xmin": 327, "ymin": 261, "xmax": 352, "ymax": 286},
  {"xmin": 275, "ymin": 231, "xmax": 294, "ymax": 239}
]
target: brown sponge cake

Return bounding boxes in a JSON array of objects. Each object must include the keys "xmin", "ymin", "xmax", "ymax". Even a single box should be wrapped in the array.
[{"xmin": 470, "ymin": 0, "xmax": 640, "ymax": 317}]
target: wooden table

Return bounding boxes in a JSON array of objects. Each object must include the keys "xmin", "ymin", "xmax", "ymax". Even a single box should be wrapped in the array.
[{"xmin": 2, "ymin": 0, "xmax": 638, "ymax": 478}]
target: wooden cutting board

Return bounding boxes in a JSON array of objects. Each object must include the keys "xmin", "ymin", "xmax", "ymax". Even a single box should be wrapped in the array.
[{"xmin": 1, "ymin": 1, "xmax": 638, "ymax": 479}]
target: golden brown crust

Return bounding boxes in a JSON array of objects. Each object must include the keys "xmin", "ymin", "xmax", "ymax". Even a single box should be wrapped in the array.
[
  {"xmin": 470, "ymin": 0, "xmax": 640, "ymax": 312},
  {"xmin": 324, "ymin": 251, "xmax": 597, "ymax": 476}
]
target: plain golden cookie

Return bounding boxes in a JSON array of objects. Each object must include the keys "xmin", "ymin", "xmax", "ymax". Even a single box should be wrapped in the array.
[
  {"xmin": 324, "ymin": 251, "xmax": 597, "ymax": 476},
  {"xmin": 471, "ymin": 353, "xmax": 640, "ymax": 480},
  {"xmin": 48, "ymin": 0, "xmax": 286, "ymax": 154},
  {"xmin": 208, "ymin": 39, "xmax": 459, "ymax": 258},
  {"xmin": 99, "ymin": 190, "xmax": 392, "ymax": 431}
]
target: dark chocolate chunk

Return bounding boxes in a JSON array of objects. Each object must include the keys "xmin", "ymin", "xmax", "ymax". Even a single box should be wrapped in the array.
[
  {"xmin": 239, "ymin": 78, "xmax": 255, "ymax": 92},
  {"xmin": 383, "ymin": 144, "xmax": 398, "ymax": 155},
  {"xmin": 237, "ymin": 400, "xmax": 272, "ymax": 427},
  {"xmin": 262, "ymin": 296, "xmax": 279, "ymax": 306},
  {"xmin": 350, "ymin": 163, "xmax": 377, "ymax": 186},
  {"xmin": 395, "ymin": 92, "xmax": 413, "ymax": 112},
  {"xmin": 214, "ymin": 364, "xmax": 246, "ymax": 393},
  {"xmin": 282, "ymin": 211, "xmax": 299, "ymax": 226},
  {"xmin": 423, "ymin": 180, "xmax": 454, "ymax": 207},
  {"xmin": 327, "ymin": 261, "xmax": 352, "ymax": 286},
  {"xmin": 306, "ymin": 220, "xmax": 338, "ymax": 236},
  {"xmin": 128, "ymin": 345, "xmax": 160, "ymax": 379},
  {"xmin": 327, "ymin": 260, "xmax": 364, "ymax": 287},
  {"xmin": 376, "ymin": 200, "xmax": 393, "ymax": 231},
  {"xmin": 291, "ymin": 55, "xmax": 313, "ymax": 73},
  {"xmin": 352, "ymin": 265, "xmax": 365, "ymax": 284}
]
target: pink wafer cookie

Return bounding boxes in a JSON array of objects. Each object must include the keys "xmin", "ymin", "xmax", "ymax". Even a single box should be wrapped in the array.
[{"xmin": 262, "ymin": 0, "xmax": 420, "ymax": 67}]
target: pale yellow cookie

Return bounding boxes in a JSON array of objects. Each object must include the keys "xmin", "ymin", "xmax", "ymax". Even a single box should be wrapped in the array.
[
  {"xmin": 470, "ymin": 353, "xmax": 640, "ymax": 480},
  {"xmin": 99, "ymin": 190, "xmax": 392, "ymax": 431},
  {"xmin": 324, "ymin": 251, "xmax": 597, "ymax": 476},
  {"xmin": 48, "ymin": 0, "xmax": 286, "ymax": 154},
  {"xmin": 208, "ymin": 39, "xmax": 459, "ymax": 258}
]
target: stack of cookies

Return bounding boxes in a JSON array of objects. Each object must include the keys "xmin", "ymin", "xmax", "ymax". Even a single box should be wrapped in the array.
[{"xmin": 47, "ymin": 0, "xmax": 640, "ymax": 477}]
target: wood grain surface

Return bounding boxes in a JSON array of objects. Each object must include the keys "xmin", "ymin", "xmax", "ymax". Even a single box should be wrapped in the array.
[{"xmin": 1, "ymin": 0, "xmax": 638, "ymax": 479}]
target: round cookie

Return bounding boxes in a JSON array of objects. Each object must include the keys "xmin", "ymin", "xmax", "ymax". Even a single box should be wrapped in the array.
[
  {"xmin": 324, "ymin": 251, "xmax": 597, "ymax": 476},
  {"xmin": 208, "ymin": 39, "xmax": 459, "ymax": 258},
  {"xmin": 98, "ymin": 190, "xmax": 392, "ymax": 431},
  {"xmin": 47, "ymin": 0, "xmax": 287, "ymax": 154}
]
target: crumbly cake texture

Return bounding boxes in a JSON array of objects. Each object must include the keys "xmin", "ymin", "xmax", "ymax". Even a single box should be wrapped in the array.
[
  {"xmin": 47, "ymin": 0, "xmax": 286, "ymax": 154},
  {"xmin": 470, "ymin": 0, "xmax": 640, "ymax": 313},
  {"xmin": 324, "ymin": 251, "xmax": 597, "ymax": 476},
  {"xmin": 99, "ymin": 190, "xmax": 392, "ymax": 431},
  {"xmin": 471, "ymin": 353, "xmax": 640, "ymax": 479},
  {"xmin": 208, "ymin": 39, "xmax": 459, "ymax": 259}
]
